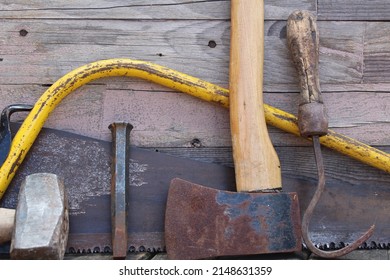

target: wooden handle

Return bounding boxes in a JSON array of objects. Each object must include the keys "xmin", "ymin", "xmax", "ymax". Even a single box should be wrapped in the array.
[
  {"xmin": 287, "ymin": 10, "xmax": 322, "ymax": 105},
  {"xmin": 0, "ymin": 208, "xmax": 15, "ymax": 244},
  {"xmin": 229, "ymin": 0, "xmax": 281, "ymax": 192},
  {"xmin": 287, "ymin": 11, "xmax": 328, "ymax": 137}
]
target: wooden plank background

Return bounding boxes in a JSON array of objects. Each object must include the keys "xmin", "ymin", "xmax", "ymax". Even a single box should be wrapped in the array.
[{"xmin": 0, "ymin": 0, "xmax": 389, "ymax": 187}]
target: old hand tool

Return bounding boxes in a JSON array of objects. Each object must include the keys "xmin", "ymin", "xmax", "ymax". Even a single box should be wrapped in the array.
[
  {"xmin": 287, "ymin": 10, "xmax": 375, "ymax": 258},
  {"xmin": 164, "ymin": 0, "xmax": 301, "ymax": 259},
  {"xmin": 0, "ymin": 104, "xmax": 33, "ymax": 166},
  {"xmin": 109, "ymin": 122, "xmax": 133, "ymax": 259},
  {"xmin": 0, "ymin": 173, "xmax": 69, "ymax": 259},
  {"xmin": 0, "ymin": 60, "xmax": 389, "ymax": 200}
]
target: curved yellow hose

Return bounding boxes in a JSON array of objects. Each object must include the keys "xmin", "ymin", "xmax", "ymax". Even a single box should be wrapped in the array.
[{"xmin": 0, "ymin": 58, "xmax": 389, "ymax": 198}]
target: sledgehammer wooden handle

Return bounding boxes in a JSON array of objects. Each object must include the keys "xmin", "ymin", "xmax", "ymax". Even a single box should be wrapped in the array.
[
  {"xmin": 0, "ymin": 208, "xmax": 15, "ymax": 244},
  {"xmin": 229, "ymin": 0, "xmax": 281, "ymax": 191}
]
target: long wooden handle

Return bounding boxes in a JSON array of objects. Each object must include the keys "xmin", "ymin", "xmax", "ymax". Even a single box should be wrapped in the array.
[
  {"xmin": 0, "ymin": 208, "xmax": 15, "ymax": 244},
  {"xmin": 229, "ymin": 0, "xmax": 281, "ymax": 192}
]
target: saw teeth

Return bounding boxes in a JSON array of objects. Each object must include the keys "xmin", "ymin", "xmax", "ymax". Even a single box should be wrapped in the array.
[
  {"xmin": 66, "ymin": 245, "xmax": 165, "ymax": 254},
  {"xmin": 367, "ymin": 241, "xmax": 390, "ymax": 249},
  {"xmin": 313, "ymin": 241, "xmax": 390, "ymax": 251},
  {"xmin": 138, "ymin": 246, "xmax": 146, "ymax": 252}
]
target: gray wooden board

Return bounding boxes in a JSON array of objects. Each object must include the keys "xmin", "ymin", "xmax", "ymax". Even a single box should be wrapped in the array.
[
  {"xmin": 0, "ymin": 19, "xmax": 369, "ymax": 87},
  {"xmin": 318, "ymin": 0, "xmax": 390, "ymax": 21},
  {"xmin": 0, "ymin": 18, "xmax": 389, "ymax": 147},
  {"xmin": 0, "ymin": 0, "xmax": 316, "ymax": 20}
]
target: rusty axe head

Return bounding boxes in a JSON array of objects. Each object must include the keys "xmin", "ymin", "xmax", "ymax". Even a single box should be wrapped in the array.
[
  {"xmin": 165, "ymin": 179, "xmax": 300, "ymax": 259},
  {"xmin": 164, "ymin": 0, "xmax": 301, "ymax": 259}
]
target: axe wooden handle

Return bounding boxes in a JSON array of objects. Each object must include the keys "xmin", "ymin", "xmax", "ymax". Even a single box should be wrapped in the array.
[{"xmin": 229, "ymin": 0, "xmax": 281, "ymax": 192}]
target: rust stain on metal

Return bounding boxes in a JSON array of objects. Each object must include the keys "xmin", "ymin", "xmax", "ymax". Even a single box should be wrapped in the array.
[
  {"xmin": 109, "ymin": 122, "xmax": 133, "ymax": 259},
  {"xmin": 165, "ymin": 178, "xmax": 301, "ymax": 260},
  {"xmin": 302, "ymin": 136, "xmax": 375, "ymax": 258},
  {"xmin": 112, "ymin": 211, "xmax": 128, "ymax": 259}
]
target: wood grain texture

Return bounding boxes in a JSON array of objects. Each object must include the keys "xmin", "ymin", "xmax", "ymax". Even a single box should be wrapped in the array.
[
  {"xmin": 364, "ymin": 22, "xmax": 390, "ymax": 84},
  {"xmin": 229, "ymin": 0, "xmax": 281, "ymax": 191},
  {"xmin": 287, "ymin": 11, "xmax": 322, "ymax": 104},
  {"xmin": 0, "ymin": 208, "xmax": 15, "ymax": 244},
  {"xmin": 2, "ymin": 85, "xmax": 388, "ymax": 147},
  {"xmin": 0, "ymin": 19, "xmax": 369, "ymax": 89},
  {"xmin": 0, "ymin": 0, "xmax": 315, "ymax": 20},
  {"xmin": 0, "ymin": 19, "xmax": 230, "ymax": 86},
  {"xmin": 318, "ymin": 0, "xmax": 390, "ymax": 21},
  {"xmin": 0, "ymin": 18, "xmax": 384, "ymax": 148}
]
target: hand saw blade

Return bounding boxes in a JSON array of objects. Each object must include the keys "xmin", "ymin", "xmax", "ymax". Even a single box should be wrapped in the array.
[
  {"xmin": 0, "ymin": 124, "xmax": 236, "ymax": 253},
  {"xmin": 1, "ymin": 124, "xmax": 389, "ymax": 254}
]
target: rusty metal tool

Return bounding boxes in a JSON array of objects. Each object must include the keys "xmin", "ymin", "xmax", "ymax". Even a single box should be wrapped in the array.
[
  {"xmin": 287, "ymin": 10, "xmax": 375, "ymax": 258},
  {"xmin": 164, "ymin": 0, "xmax": 301, "ymax": 260},
  {"xmin": 0, "ymin": 173, "xmax": 69, "ymax": 259},
  {"xmin": 109, "ymin": 122, "xmax": 133, "ymax": 259}
]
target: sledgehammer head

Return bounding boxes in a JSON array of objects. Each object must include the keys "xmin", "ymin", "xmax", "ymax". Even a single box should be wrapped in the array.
[
  {"xmin": 10, "ymin": 173, "xmax": 69, "ymax": 259},
  {"xmin": 165, "ymin": 178, "xmax": 301, "ymax": 260}
]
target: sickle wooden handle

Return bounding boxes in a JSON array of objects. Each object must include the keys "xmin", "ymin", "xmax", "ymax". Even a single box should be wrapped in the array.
[
  {"xmin": 229, "ymin": 0, "xmax": 281, "ymax": 192},
  {"xmin": 287, "ymin": 10, "xmax": 328, "ymax": 137}
]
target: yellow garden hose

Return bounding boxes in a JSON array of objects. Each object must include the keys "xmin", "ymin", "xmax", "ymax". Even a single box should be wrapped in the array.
[{"xmin": 0, "ymin": 58, "xmax": 389, "ymax": 199}]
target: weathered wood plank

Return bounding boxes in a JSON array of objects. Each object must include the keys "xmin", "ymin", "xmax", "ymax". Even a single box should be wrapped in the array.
[
  {"xmin": 0, "ymin": 0, "xmax": 230, "ymax": 20},
  {"xmin": 0, "ymin": 18, "xmax": 370, "ymax": 91},
  {"xmin": 0, "ymin": 0, "xmax": 315, "ymax": 20},
  {"xmin": 0, "ymin": 20, "xmax": 366, "ymax": 89},
  {"xmin": 0, "ymin": 19, "xmax": 230, "ymax": 86},
  {"xmin": 318, "ymin": 0, "xmax": 390, "ymax": 21},
  {"xmin": 265, "ymin": 0, "xmax": 316, "ymax": 20},
  {"xmin": 2, "ymin": 84, "xmax": 389, "ymax": 147},
  {"xmin": 101, "ymin": 87, "xmax": 231, "ymax": 147},
  {"xmin": 364, "ymin": 22, "xmax": 390, "ymax": 84},
  {"xmin": 265, "ymin": 20, "xmax": 364, "ymax": 89}
]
